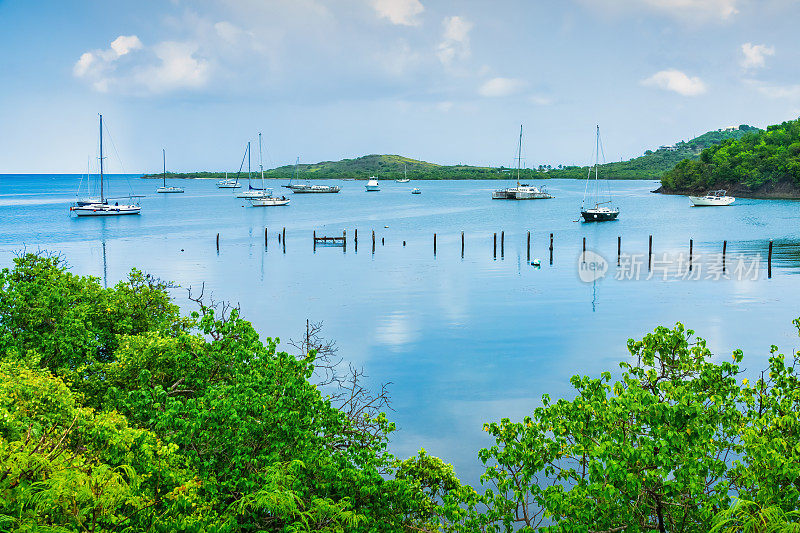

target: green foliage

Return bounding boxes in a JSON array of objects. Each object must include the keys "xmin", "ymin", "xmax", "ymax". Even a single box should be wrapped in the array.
[
  {"xmin": 661, "ymin": 118, "xmax": 800, "ymax": 193},
  {"xmin": 710, "ymin": 499, "xmax": 800, "ymax": 533}
]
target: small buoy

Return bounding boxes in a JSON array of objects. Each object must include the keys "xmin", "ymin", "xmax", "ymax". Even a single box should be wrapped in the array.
[
  {"xmin": 180, "ymin": 249, "xmax": 184, "ymax": 252},
  {"xmin": 531, "ymin": 259, "xmax": 541, "ymax": 266},
  {"xmin": 384, "ymin": 225, "xmax": 389, "ymax": 228}
]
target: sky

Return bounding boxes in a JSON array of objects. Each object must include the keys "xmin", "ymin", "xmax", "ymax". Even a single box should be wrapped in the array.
[{"xmin": 1, "ymin": 0, "xmax": 800, "ymax": 173}]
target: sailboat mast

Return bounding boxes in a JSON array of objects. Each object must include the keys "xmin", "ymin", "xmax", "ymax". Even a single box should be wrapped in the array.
[
  {"xmin": 248, "ymin": 141, "xmax": 251, "ymax": 184},
  {"xmin": 162, "ymin": 148, "xmax": 166, "ymax": 187},
  {"xmin": 259, "ymin": 132, "xmax": 265, "ymax": 189},
  {"xmin": 99, "ymin": 114, "xmax": 104, "ymax": 203},
  {"xmin": 594, "ymin": 125, "xmax": 600, "ymax": 204},
  {"xmin": 517, "ymin": 124, "xmax": 522, "ymax": 187}
]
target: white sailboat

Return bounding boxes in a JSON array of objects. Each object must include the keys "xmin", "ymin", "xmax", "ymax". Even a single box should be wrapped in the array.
[
  {"xmin": 689, "ymin": 190, "xmax": 735, "ymax": 206},
  {"xmin": 236, "ymin": 140, "xmax": 271, "ymax": 199},
  {"xmin": 283, "ymin": 157, "xmax": 340, "ymax": 193},
  {"xmin": 365, "ymin": 177, "xmax": 380, "ymax": 191},
  {"xmin": 217, "ymin": 172, "xmax": 241, "ymax": 188},
  {"xmin": 580, "ymin": 125, "xmax": 619, "ymax": 222},
  {"xmin": 249, "ymin": 133, "xmax": 289, "ymax": 207},
  {"xmin": 492, "ymin": 125, "xmax": 552, "ymax": 200},
  {"xmin": 156, "ymin": 149, "xmax": 184, "ymax": 193},
  {"xmin": 396, "ymin": 165, "xmax": 410, "ymax": 183},
  {"xmin": 70, "ymin": 114, "xmax": 141, "ymax": 217}
]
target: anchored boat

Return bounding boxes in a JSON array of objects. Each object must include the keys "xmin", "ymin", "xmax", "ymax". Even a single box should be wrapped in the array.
[
  {"xmin": 689, "ymin": 190, "xmax": 735, "ymax": 206},
  {"xmin": 283, "ymin": 157, "xmax": 340, "ymax": 193},
  {"xmin": 71, "ymin": 114, "xmax": 141, "ymax": 217},
  {"xmin": 365, "ymin": 177, "xmax": 380, "ymax": 191},
  {"xmin": 580, "ymin": 125, "xmax": 619, "ymax": 222},
  {"xmin": 156, "ymin": 149, "xmax": 184, "ymax": 193},
  {"xmin": 492, "ymin": 125, "xmax": 553, "ymax": 200}
]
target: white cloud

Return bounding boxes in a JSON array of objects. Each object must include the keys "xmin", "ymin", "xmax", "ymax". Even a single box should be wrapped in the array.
[
  {"xmin": 740, "ymin": 42, "xmax": 775, "ymax": 69},
  {"xmin": 135, "ymin": 41, "xmax": 210, "ymax": 94},
  {"xmin": 371, "ymin": 0, "xmax": 424, "ymax": 26},
  {"xmin": 73, "ymin": 34, "xmax": 209, "ymax": 95},
  {"xmin": 478, "ymin": 77, "xmax": 526, "ymax": 97},
  {"xmin": 642, "ymin": 69, "xmax": 707, "ymax": 96},
  {"xmin": 529, "ymin": 94, "xmax": 554, "ymax": 106},
  {"xmin": 437, "ymin": 16, "xmax": 473, "ymax": 66},
  {"xmin": 579, "ymin": 0, "xmax": 740, "ymax": 22},
  {"xmin": 109, "ymin": 35, "xmax": 143, "ymax": 56}
]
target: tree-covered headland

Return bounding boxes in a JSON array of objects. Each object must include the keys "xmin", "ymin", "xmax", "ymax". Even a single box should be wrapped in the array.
[
  {"xmin": 2, "ymin": 253, "xmax": 800, "ymax": 531},
  {"xmin": 659, "ymin": 119, "xmax": 800, "ymax": 197}
]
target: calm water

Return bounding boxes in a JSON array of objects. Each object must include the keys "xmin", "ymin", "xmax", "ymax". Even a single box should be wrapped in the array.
[{"xmin": 2, "ymin": 174, "xmax": 800, "ymax": 485}]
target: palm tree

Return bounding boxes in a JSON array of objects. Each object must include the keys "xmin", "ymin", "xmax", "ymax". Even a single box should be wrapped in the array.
[{"xmin": 711, "ymin": 500, "xmax": 800, "ymax": 533}]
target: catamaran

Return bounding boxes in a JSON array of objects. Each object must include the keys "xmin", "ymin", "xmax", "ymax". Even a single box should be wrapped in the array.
[
  {"xmin": 580, "ymin": 125, "xmax": 619, "ymax": 222},
  {"xmin": 156, "ymin": 149, "xmax": 184, "ymax": 193},
  {"xmin": 70, "ymin": 114, "xmax": 142, "ymax": 217},
  {"xmin": 492, "ymin": 125, "xmax": 552, "ymax": 200},
  {"xmin": 689, "ymin": 190, "xmax": 735, "ymax": 206},
  {"xmin": 283, "ymin": 157, "xmax": 340, "ymax": 193},
  {"xmin": 248, "ymin": 133, "xmax": 289, "ymax": 207}
]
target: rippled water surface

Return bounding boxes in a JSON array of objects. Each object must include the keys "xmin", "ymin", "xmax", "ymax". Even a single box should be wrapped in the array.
[{"xmin": 2, "ymin": 174, "xmax": 799, "ymax": 484}]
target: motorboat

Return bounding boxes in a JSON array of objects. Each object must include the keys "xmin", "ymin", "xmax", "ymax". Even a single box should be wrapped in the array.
[
  {"xmin": 365, "ymin": 177, "xmax": 380, "ymax": 191},
  {"xmin": 689, "ymin": 190, "xmax": 735, "ymax": 206},
  {"xmin": 412, "ymin": 187, "xmax": 421, "ymax": 194}
]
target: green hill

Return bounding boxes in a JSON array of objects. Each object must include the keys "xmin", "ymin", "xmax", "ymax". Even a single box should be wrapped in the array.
[
  {"xmin": 537, "ymin": 125, "xmax": 760, "ymax": 180},
  {"xmin": 142, "ymin": 126, "xmax": 759, "ymax": 182},
  {"xmin": 658, "ymin": 118, "xmax": 800, "ymax": 197}
]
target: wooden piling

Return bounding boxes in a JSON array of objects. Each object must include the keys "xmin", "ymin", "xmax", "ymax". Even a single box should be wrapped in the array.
[
  {"xmin": 549, "ymin": 233, "xmax": 553, "ymax": 265},
  {"xmin": 582, "ymin": 237, "xmax": 586, "ymax": 254},
  {"xmin": 434, "ymin": 233, "xmax": 437, "ymax": 255},
  {"xmin": 372, "ymin": 230, "xmax": 376, "ymax": 253},
  {"xmin": 617, "ymin": 236, "xmax": 621, "ymax": 258},
  {"xmin": 527, "ymin": 231, "xmax": 531, "ymax": 261},
  {"xmin": 282, "ymin": 227, "xmax": 286, "ymax": 243},
  {"xmin": 493, "ymin": 233, "xmax": 497, "ymax": 259},
  {"xmin": 648, "ymin": 235, "xmax": 653, "ymax": 270},
  {"xmin": 216, "ymin": 233, "xmax": 219, "ymax": 252},
  {"xmin": 381, "ymin": 237, "xmax": 384, "ymax": 245},
  {"xmin": 265, "ymin": 227, "xmax": 268, "ymax": 248},
  {"xmin": 768, "ymin": 240, "xmax": 773, "ymax": 278},
  {"xmin": 461, "ymin": 231, "xmax": 465, "ymax": 257},
  {"xmin": 354, "ymin": 229, "xmax": 358, "ymax": 243},
  {"xmin": 689, "ymin": 239, "xmax": 693, "ymax": 271},
  {"xmin": 403, "ymin": 241, "xmax": 406, "ymax": 247},
  {"xmin": 722, "ymin": 240, "xmax": 727, "ymax": 271}
]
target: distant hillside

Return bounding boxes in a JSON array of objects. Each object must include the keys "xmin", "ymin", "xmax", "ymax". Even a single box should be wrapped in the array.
[
  {"xmin": 142, "ymin": 126, "xmax": 760, "ymax": 181},
  {"xmin": 657, "ymin": 118, "xmax": 800, "ymax": 198},
  {"xmin": 536, "ymin": 125, "xmax": 760, "ymax": 180}
]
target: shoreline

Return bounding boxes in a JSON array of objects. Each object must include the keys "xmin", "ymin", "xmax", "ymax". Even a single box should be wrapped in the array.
[{"xmin": 654, "ymin": 184, "xmax": 800, "ymax": 200}]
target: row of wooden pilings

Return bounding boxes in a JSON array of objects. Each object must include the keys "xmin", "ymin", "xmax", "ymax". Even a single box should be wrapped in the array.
[{"xmin": 216, "ymin": 229, "xmax": 775, "ymax": 278}]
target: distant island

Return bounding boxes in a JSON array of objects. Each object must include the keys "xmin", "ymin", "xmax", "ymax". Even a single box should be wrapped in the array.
[
  {"xmin": 657, "ymin": 118, "xmax": 800, "ymax": 198},
  {"xmin": 141, "ymin": 125, "xmax": 759, "ymax": 182}
]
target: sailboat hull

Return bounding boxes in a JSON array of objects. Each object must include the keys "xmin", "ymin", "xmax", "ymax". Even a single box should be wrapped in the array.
[
  {"xmin": 157, "ymin": 187, "xmax": 184, "ymax": 193},
  {"xmin": 581, "ymin": 209, "xmax": 619, "ymax": 222},
  {"xmin": 71, "ymin": 204, "xmax": 141, "ymax": 216}
]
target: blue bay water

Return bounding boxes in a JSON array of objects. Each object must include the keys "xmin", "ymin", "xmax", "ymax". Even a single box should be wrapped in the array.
[{"xmin": 1, "ymin": 174, "xmax": 799, "ymax": 486}]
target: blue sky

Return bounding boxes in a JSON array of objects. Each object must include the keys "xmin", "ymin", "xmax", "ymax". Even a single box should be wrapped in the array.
[{"xmin": 1, "ymin": 0, "xmax": 799, "ymax": 173}]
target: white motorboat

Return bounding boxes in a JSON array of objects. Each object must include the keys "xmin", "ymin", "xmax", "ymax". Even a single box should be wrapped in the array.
[
  {"xmin": 156, "ymin": 149, "xmax": 184, "ymax": 193},
  {"xmin": 365, "ymin": 177, "xmax": 380, "ymax": 191},
  {"xmin": 71, "ymin": 114, "xmax": 141, "ymax": 217},
  {"xmin": 689, "ymin": 190, "xmax": 735, "ymax": 206},
  {"xmin": 492, "ymin": 125, "xmax": 553, "ymax": 200},
  {"xmin": 580, "ymin": 125, "xmax": 619, "ymax": 222},
  {"xmin": 250, "ymin": 195, "xmax": 290, "ymax": 207},
  {"xmin": 217, "ymin": 173, "xmax": 241, "ymax": 188},
  {"xmin": 411, "ymin": 187, "xmax": 421, "ymax": 194}
]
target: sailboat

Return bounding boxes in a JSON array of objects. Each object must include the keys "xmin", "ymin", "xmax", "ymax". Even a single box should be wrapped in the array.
[
  {"xmin": 217, "ymin": 172, "xmax": 241, "ymax": 188},
  {"xmin": 396, "ymin": 164, "xmax": 410, "ymax": 183},
  {"xmin": 580, "ymin": 125, "xmax": 619, "ymax": 222},
  {"xmin": 70, "ymin": 114, "xmax": 141, "ymax": 216},
  {"xmin": 156, "ymin": 149, "xmax": 184, "ymax": 193},
  {"xmin": 249, "ymin": 133, "xmax": 289, "ymax": 206},
  {"xmin": 283, "ymin": 157, "xmax": 340, "ymax": 193},
  {"xmin": 236, "ymin": 140, "xmax": 271, "ymax": 199},
  {"xmin": 492, "ymin": 125, "xmax": 552, "ymax": 200}
]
